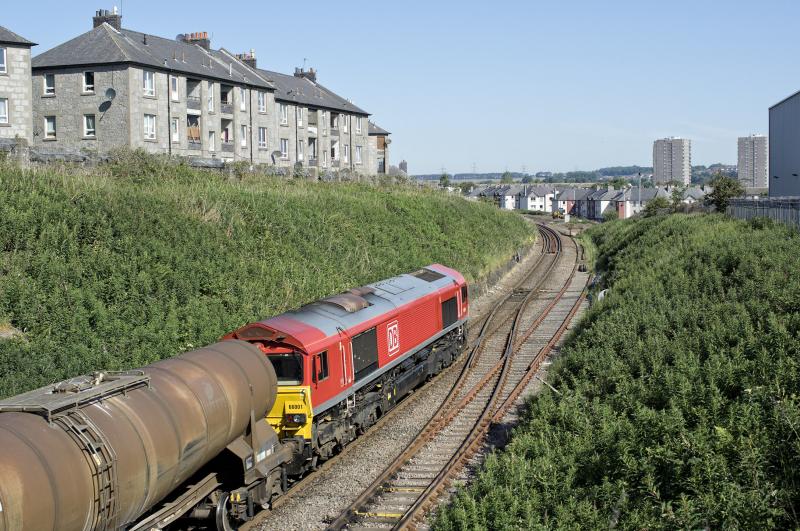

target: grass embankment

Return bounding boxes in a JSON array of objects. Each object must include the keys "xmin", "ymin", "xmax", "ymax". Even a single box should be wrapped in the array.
[
  {"xmin": 0, "ymin": 159, "xmax": 532, "ymax": 398},
  {"xmin": 435, "ymin": 214, "xmax": 800, "ymax": 529}
]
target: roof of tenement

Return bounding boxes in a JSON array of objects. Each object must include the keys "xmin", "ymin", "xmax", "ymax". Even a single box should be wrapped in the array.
[{"xmin": 32, "ymin": 24, "xmax": 273, "ymax": 89}]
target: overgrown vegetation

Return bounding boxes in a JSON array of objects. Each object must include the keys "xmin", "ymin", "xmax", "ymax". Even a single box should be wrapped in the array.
[
  {"xmin": 435, "ymin": 214, "xmax": 800, "ymax": 530},
  {"xmin": 0, "ymin": 154, "xmax": 532, "ymax": 397}
]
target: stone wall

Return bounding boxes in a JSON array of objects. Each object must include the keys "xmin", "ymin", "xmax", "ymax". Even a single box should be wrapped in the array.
[{"xmin": 0, "ymin": 44, "xmax": 33, "ymax": 143}]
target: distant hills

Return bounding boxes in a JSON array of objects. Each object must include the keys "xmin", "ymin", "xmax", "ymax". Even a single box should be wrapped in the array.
[{"xmin": 415, "ymin": 164, "xmax": 736, "ymax": 184}]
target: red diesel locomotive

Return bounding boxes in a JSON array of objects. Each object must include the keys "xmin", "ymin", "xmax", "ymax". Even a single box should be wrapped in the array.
[{"xmin": 224, "ymin": 264, "xmax": 469, "ymax": 475}]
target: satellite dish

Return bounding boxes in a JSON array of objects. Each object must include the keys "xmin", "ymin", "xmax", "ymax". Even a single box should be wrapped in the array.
[{"xmin": 105, "ymin": 88, "xmax": 117, "ymax": 101}]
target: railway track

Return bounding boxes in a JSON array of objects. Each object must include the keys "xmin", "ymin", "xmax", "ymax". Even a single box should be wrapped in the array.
[
  {"xmin": 241, "ymin": 224, "xmax": 579, "ymax": 531},
  {"xmin": 325, "ymin": 225, "xmax": 588, "ymax": 530}
]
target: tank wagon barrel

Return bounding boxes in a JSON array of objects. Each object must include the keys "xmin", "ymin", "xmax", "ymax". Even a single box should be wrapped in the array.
[{"xmin": 0, "ymin": 340, "xmax": 278, "ymax": 530}]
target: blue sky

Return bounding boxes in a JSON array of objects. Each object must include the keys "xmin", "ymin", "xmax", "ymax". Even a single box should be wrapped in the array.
[{"xmin": 5, "ymin": 0, "xmax": 800, "ymax": 174}]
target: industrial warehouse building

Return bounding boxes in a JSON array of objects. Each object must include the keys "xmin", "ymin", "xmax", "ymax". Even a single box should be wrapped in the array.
[{"xmin": 769, "ymin": 90, "xmax": 800, "ymax": 197}]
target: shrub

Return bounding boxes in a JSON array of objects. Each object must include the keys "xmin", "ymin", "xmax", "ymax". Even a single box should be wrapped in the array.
[
  {"xmin": 0, "ymin": 164, "xmax": 533, "ymax": 397},
  {"xmin": 435, "ymin": 214, "xmax": 800, "ymax": 530}
]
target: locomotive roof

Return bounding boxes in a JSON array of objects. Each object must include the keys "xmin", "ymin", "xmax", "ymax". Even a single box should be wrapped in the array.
[{"xmin": 230, "ymin": 264, "xmax": 464, "ymax": 350}]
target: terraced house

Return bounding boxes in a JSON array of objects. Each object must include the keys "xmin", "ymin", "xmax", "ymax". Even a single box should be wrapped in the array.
[
  {"xmin": 0, "ymin": 26, "xmax": 35, "ymax": 143},
  {"xmin": 253, "ymin": 66, "xmax": 373, "ymax": 173},
  {"xmin": 29, "ymin": 9, "xmax": 380, "ymax": 174}
]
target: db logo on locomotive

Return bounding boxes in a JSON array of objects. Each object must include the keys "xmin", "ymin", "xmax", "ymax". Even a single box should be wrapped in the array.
[{"xmin": 387, "ymin": 320, "xmax": 400, "ymax": 356}]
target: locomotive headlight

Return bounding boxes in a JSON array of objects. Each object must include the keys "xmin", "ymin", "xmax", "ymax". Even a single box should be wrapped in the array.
[{"xmin": 285, "ymin": 413, "xmax": 307, "ymax": 425}]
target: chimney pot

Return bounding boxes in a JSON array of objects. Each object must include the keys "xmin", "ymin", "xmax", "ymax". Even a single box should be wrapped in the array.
[{"xmin": 93, "ymin": 7, "xmax": 122, "ymax": 30}]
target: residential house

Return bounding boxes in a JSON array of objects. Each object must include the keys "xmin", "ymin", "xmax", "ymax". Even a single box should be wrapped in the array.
[
  {"xmin": 0, "ymin": 26, "xmax": 36, "ymax": 143},
  {"xmin": 553, "ymin": 187, "xmax": 591, "ymax": 217},
  {"xmin": 32, "ymin": 12, "xmax": 275, "ymax": 162},
  {"xmin": 517, "ymin": 186, "xmax": 557, "ymax": 212},
  {"xmin": 614, "ymin": 187, "xmax": 670, "ymax": 219},
  {"xmin": 257, "ymin": 67, "xmax": 370, "ymax": 174},
  {"xmin": 29, "ymin": 9, "xmax": 377, "ymax": 174},
  {"xmin": 586, "ymin": 187, "xmax": 620, "ymax": 220},
  {"xmin": 368, "ymin": 122, "xmax": 389, "ymax": 174}
]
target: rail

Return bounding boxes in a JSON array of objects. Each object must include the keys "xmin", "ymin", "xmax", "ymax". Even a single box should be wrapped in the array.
[{"xmin": 327, "ymin": 224, "xmax": 587, "ymax": 530}]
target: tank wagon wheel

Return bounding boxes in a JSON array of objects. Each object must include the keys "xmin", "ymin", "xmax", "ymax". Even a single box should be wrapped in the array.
[{"xmin": 215, "ymin": 492, "xmax": 238, "ymax": 531}]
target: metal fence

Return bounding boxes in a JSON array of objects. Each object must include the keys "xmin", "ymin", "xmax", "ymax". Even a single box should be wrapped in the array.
[{"xmin": 727, "ymin": 198, "xmax": 800, "ymax": 229}]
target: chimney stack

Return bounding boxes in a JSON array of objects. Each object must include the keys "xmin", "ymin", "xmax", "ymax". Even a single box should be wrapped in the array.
[
  {"xmin": 93, "ymin": 7, "xmax": 122, "ymax": 30},
  {"xmin": 294, "ymin": 67, "xmax": 317, "ymax": 83},
  {"xmin": 181, "ymin": 31, "xmax": 211, "ymax": 51},
  {"xmin": 235, "ymin": 49, "xmax": 257, "ymax": 69}
]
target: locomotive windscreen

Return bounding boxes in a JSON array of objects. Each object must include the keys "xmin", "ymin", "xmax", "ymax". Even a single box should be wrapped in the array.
[
  {"xmin": 268, "ymin": 353, "xmax": 304, "ymax": 385},
  {"xmin": 352, "ymin": 327, "xmax": 379, "ymax": 381}
]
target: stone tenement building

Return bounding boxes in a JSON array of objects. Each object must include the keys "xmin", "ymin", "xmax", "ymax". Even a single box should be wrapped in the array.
[
  {"xmin": 25, "ymin": 10, "xmax": 390, "ymax": 175},
  {"xmin": 368, "ymin": 122, "xmax": 390, "ymax": 174},
  {"xmin": 0, "ymin": 26, "xmax": 36, "ymax": 143},
  {"xmin": 256, "ymin": 67, "xmax": 372, "ymax": 172},
  {"xmin": 653, "ymin": 137, "xmax": 692, "ymax": 185}
]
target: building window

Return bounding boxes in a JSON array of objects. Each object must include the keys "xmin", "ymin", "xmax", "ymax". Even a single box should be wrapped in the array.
[
  {"xmin": 343, "ymin": 144, "xmax": 350, "ymax": 163},
  {"xmin": 207, "ymin": 82, "xmax": 215, "ymax": 112},
  {"xmin": 44, "ymin": 74, "xmax": 55, "ymax": 95},
  {"xmin": 170, "ymin": 76, "xmax": 179, "ymax": 101},
  {"xmin": 356, "ymin": 116, "xmax": 362, "ymax": 134},
  {"xmin": 322, "ymin": 150, "xmax": 328, "ymax": 167},
  {"xmin": 0, "ymin": 98, "xmax": 8, "ymax": 124},
  {"xmin": 240, "ymin": 124, "xmax": 247, "ymax": 147},
  {"xmin": 258, "ymin": 91, "xmax": 267, "ymax": 113},
  {"xmin": 322, "ymin": 111, "xmax": 328, "ymax": 134},
  {"xmin": 143, "ymin": 114, "xmax": 156, "ymax": 140},
  {"xmin": 83, "ymin": 114, "xmax": 96, "ymax": 137},
  {"xmin": 208, "ymin": 130, "xmax": 216, "ymax": 152},
  {"xmin": 280, "ymin": 138, "xmax": 289, "ymax": 159},
  {"xmin": 258, "ymin": 127, "xmax": 267, "ymax": 149},
  {"xmin": 298, "ymin": 139, "xmax": 304, "ymax": 161},
  {"xmin": 296, "ymin": 107, "xmax": 303, "ymax": 127},
  {"xmin": 342, "ymin": 115, "xmax": 348, "ymax": 133},
  {"xmin": 171, "ymin": 117, "xmax": 180, "ymax": 143},
  {"xmin": 239, "ymin": 87, "xmax": 246, "ymax": 111},
  {"xmin": 355, "ymin": 145, "xmax": 362, "ymax": 164},
  {"xmin": 44, "ymin": 116, "xmax": 56, "ymax": 138},
  {"xmin": 83, "ymin": 72, "xmax": 95, "ymax": 93},
  {"xmin": 143, "ymin": 71, "xmax": 156, "ymax": 97},
  {"xmin": 280, "ymin": 104, "xmax": 288, "ymax": 125},
  {"xmin": 0, "ymin": 48, "xmax": 6, "ymax": 74}
]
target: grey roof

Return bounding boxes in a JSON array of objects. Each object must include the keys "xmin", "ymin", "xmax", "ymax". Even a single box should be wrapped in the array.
[
  {"xmin": 32, "ymin": 24, "xmax": 273, "ymax": 89},
  {"xmin": 555, "ymin": 188, "xmax": 592, "ymax": 201},
  {"xmin": 369, "ymin": 121, "xmax": 390, "ymax": 135},
  {"xmin": 520, "ymin": 185, "xmax": 557, "ymax": 198},
  {"xmin": 257, "ymin": 68, "xmax": 369, "ymax": 116},
  {"xmin": 0, "ymin": 26, "xmax": 35, "ymax": 47}
]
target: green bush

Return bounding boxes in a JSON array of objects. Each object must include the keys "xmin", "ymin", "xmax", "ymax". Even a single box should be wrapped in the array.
[
  {"xmin": 435, "ymin": 214, "xmax": 800, "ymax": 530},
  {"xmin": 0, "ymin": 163, "xmax": 532, "ymax": 397}
]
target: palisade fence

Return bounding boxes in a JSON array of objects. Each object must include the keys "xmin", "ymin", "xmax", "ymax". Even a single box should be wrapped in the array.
[{"xmin": 727, "ymin": 197, "xmax": 800, "ymax": 229}]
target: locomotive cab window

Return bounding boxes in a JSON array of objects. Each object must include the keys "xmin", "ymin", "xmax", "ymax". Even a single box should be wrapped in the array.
[
  {"xmin": 268, "ymin": 352, "xmax": 304, "ymax": 385},
  {"xmin": 461, "ymin": 285, "xmax": 468, "ymax": 302},
  {"xmin": 314, "ymin": 351, "xmax": 329, "ymax": 382}
]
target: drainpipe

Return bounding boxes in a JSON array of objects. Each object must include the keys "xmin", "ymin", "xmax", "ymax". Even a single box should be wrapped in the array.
[
  {"xmin": 249, "ymin": 87, "xmax": 254, "ymax": 165},
  {"xmin": 349, "ymin": 115, "xmax": 354, "ymax": 171},
  {"xmin": 166, "ymin": 75, "xmax": 173, "ymax": 156}
]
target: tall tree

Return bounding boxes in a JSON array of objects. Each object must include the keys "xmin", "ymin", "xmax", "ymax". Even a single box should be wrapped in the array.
[
  {"xmin": 501, "ymin": 172, "xmax": 514, "ymax": 184},
  {"xmin": 439, "ymin": 173, "xmax": 451, "ymax": 188},
  {"xmin": 704, "ymin": 173, "xmax": 744, "ymax": 212}
]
